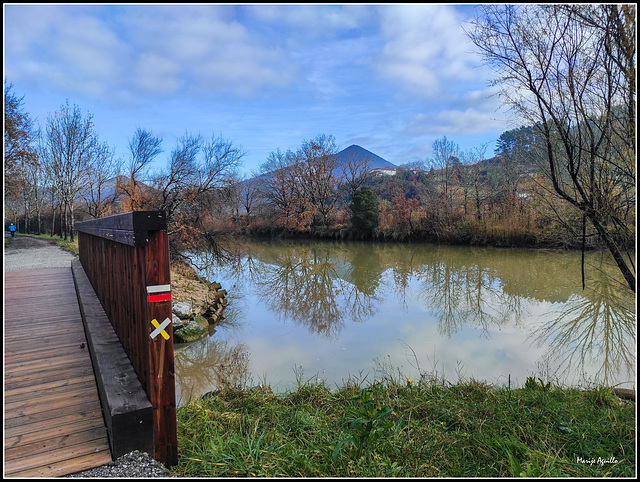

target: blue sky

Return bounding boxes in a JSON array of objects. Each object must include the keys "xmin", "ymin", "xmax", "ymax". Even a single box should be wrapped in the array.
[{"xmin": 4, "ymin": 4, "xmax": 515, "ymax": 176}]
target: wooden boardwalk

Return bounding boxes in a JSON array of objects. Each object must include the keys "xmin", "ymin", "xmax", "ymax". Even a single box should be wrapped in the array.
[{"xmin": 4, "ymin": 267, "xmax": 113, "ymax": 477}]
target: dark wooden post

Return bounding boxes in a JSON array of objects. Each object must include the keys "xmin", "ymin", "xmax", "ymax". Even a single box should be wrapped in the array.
[
  {"xmin": 76, "ymin": 211, "xmax": 177, "ymax": 466},
  {"xmin": 143, "ymin": 226, "xmax": 177, "ymax": 466}
]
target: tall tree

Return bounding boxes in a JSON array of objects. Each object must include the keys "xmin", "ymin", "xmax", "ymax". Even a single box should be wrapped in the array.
[
  {"xmin": 349, "ymin": 186, "xmax": 379, "ymax": 238},
  {"xmin": 81, "ymin": 143, "xmax": 120, "ymax": 218},
  {"xmin": 427, "ymin": 136, "xmax": 461, "ymax": 213},
  {"xmin": 4, "ymin": 82, "xmax": 37, "ymax": 199},
  {"xmin": 238, "ymin": 174, "xmax": 259, "ymax": 218},
  {"xmin": 295, "ymin": 134, "xmax": 339, "ymax": 228},
  {"xmin": 42, "ymin": 101, "xmax": 101, "ymax": 241},
  {"xmin": 467, "ymin": 4, "xmax": 636, "ymax": 292},
  {"xmin": 152, "ymin": 132, "xmax": 244, "ymax": 251},
  {"xmin": 460, "ymin": 144, "xmax": 489, "ymax": 221},
  {"xmin": 259, "ymin": 135, "xmax": 340, "ymax": 231},
  {"xmin": 340, "ymin": 150, "xmax": 373, "ymax": 199},
  {"xmin": 119, "ymin": 127, "xmax": 163, "ymax": 210},
  {"xmin": 258, "ymin": 148, "xmax": 302, "ymax": 229}
]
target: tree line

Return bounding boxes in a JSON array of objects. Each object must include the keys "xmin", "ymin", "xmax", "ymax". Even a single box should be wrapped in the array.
[{"xmin": 4, "ymin": 4, "xmax": 634, "ymax": 292}]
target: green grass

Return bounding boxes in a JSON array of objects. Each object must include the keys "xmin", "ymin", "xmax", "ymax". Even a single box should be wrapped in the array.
[{"xmin": 172, "ymin": 376, "xmax": 635, "ymax": 477}]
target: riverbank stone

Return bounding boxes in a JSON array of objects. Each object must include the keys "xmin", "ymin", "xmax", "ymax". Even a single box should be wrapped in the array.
[
  {"xmin": 171, "ymin": 313, "xmax": 185, "ymax": 331},
  {"xmin": 173, "ymin": 319, "xmax": 208, "ymax": 343},
  {"xmin": 172, "ymin": 301, "xmax": 192, "ymax": 319}
]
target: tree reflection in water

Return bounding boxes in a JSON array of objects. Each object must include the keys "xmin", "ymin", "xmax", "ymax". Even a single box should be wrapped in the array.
[
  {"xmin": 388, "ymin": 246, "xmax": 526, "ymax": 338},
  {"xmin": 218, "ymin": 243, "xmax": 379, "ymax": 340},
  {"xmin": 174, "ymin": 338, "xmax": 251, "ymax": 404},
  {"xmin": 532, "ymin": 273, "xmax": 636, "ymax": 385},
  {"xmin": 185, "ymin": 241, "xmax": 634, "ymax": 389},
  {"xmin": 416, "ymin": 262, "xmax": 521, "ymax": 338}
]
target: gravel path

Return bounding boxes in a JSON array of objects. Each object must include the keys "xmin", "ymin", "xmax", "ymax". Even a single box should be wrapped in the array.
[
  {"xmin": 4, "ymin": 235, "xmax": 77, "ymax": 271},
  {"xmin": 65, "ymin": 451, "xmax": 174, "ymax": 478},
  {"xmin": 4, "ymin": 235, "xmax": 178, "ymax": 477}
]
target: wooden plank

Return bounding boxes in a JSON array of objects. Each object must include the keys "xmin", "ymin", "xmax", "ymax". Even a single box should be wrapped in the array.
[
  {"xmin": 71, "ymin": 259, "xmax": 154, "ymax": 459},
  {"xmin": 5, "ymin": 341, "xmax": 92, "ymax": 360},
  {"xmin": 3, "ymin": 352, "xmax": 90, "ymax": 376},
  {"xmin": 4, "ymin": 365, "xmax": 95, "ymax": 390},
  {"xmin": 4, "ymin": 374, "xmax": 97, "ymax": 399},
  {"xmin": 5, "ymin": 418, "xmax": 107, "ymax": 449},
  {"xmin": 4, "ymin": 389, "xmax": 101, "ymax": 421},
  {"xmin": 5, "ymin": 407, "xmax": 105, "ymax": 439},
  {"xmin": 6, "ymin": 450, "xmax": 113, "ymax": 478},
  {"xmin": 5, "ymin": 426, "xmax": 111, "ymax": 461},
  {"xmin": 4, "ymin": 268, "xmax": 112, "ymax": 477},
  {"xmin": 4, "ymin": 438, "xmax": 111, "ymax": 476},
  {"xmin": 4, "ymin": 377, "xmax": 97, "ymax": 404},
  {"xmin": 4, "ymin": 385, "xmax": 99, "ymax": 413},
  {"xmin": 4, "ymin": 397, "xmax": 104, "ymax": 429}
]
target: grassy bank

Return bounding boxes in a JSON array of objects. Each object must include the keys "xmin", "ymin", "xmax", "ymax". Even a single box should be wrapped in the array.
[{"xmin": 172, "ymin": 377, "xmax": 635, "ymax": 478}]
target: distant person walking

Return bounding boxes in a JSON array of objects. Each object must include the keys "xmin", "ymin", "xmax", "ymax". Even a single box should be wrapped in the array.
[{"xmin": 8, "ymin": 223, "xmax": 17, "ymax": 237}]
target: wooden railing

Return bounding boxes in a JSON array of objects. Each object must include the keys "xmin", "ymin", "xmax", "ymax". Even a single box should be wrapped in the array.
[{"xmin": 75, "ymin": 211, "xmax": 177, "ymax": 466}]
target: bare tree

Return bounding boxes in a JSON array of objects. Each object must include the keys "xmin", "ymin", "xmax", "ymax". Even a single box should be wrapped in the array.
[
  {"xmin": 258, "ymin": 148, "xmax": 302, "ymax": 227},
  {"xmin": 4, "ymin": 82, "xmax": 40, "ymax": 234},
  {"xmin": 460, "ymin": 144, "xmax": 489, "ymax": 221},
  {"xmin": 4, "ymin": 82, "xmax": 37, "ymax": 196},
  {"xmin": 239, "ymin": 174, "xmax": 259, "ymax": 218},
  {"xmin": 128, "ymin": 127, "xmax": 163, "ymax": 180},
  {"xmin": 117, "ymin": 127, "xmax": 163, "ymax": 210},
  {"xmin": 340, "ymin": 150, "xmax": 373, "ymax": 199},
  {"xmin": 81, "ymin": 143, "xmax": 120, "ymax": 218},
  {"xmin": 16, "ymin": 150, "xmax": 49, "ymax": 234},
  {"xmin": 42, "ymin": 101, "xmax": 101, "ymax": 240},
  {"xmin": 152, "ymin": 132, "xmax": 244, "ymax": 248},
  {"xmin": 427, "ymin": 136, "xmax": 461, "ymax": 212},
  {"xmin": 295, "ymin": 134, "xmax": 340, "ymax": 227},
  {"xmin": 467, "ymin": 4, "xmax": 636, "ymax": 292},
  {"xmin": 36, "ymin": 132, "xmax": 62, "ymax": 237}
]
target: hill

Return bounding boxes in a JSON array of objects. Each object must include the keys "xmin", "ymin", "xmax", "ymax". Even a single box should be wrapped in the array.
[
  {"xmin": 333, "ymin": 145, "xmax": 397, "ymax": 171},
  {"xmin": 245, "ymin": 144, "xmax": 397, "ymax": 184}
]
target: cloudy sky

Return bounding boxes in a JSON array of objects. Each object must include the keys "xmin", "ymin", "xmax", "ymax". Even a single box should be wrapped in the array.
[{"xmin": 4, "ymin": 3, "xmax": 515, "ymax": 176}]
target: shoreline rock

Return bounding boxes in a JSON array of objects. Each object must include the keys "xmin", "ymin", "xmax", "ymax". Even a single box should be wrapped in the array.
[{"xmin": 170, "ymin": 260, "xmax": 228, "ymax": 343}]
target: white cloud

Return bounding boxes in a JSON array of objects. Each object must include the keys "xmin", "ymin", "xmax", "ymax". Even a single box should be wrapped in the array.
[
  {"xmin": 5, "ymin": 5, "xmax": 126, "ymax": 96},
  {"xmin": 246, "ymin": 4, "xmax": 374, "ymax": 34},
  {"xmin": 376, "ymin": 5, "xmax": 484, "ymax": 98},
  {"xmin": 122, "ymin": 5, "xmax": 297, "ymax": 96},
  {"xmin": 134, "ymin": 53, "xmax": 182, "ymax": 94},
  {"xmin": 4, "ymin": 4, "xmax": 513, "ymax": 172},
  {"xmin": 406, "ymin": 108, "xmax": 506, "ymax": 137},
  {"xmin": 5, "ymin": 5, "xmax": 298, "ymax": 99}
]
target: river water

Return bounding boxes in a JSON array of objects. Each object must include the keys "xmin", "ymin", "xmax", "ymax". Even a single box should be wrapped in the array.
[{"xmin": 174, "ymin": 239, "xmax": 635, "ymax": 404}]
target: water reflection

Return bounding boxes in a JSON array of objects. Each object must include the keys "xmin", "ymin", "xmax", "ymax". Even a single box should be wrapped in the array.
[
  {"xmin": 173, "ymin": 240, "xmax": 635, "ymax": 400},
  {"xmin": 415, "ymin": 261, "xmax": 521, "ymax": 338},
  {"xmin": 222, "ymin": 243, "xmax": 379, "ymax": 339},
  {"xmin": 174, "ymin": 339, "xmax": 251, "ymax": 404},
  {"xmin": 532, "ymin": 270, "xmax": 636, "ymax": 385}
]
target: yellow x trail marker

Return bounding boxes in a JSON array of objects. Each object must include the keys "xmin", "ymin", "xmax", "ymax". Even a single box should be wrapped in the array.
[{"xmin": 150, "ymin": 318, "xmax": 171, "ymax": 340}]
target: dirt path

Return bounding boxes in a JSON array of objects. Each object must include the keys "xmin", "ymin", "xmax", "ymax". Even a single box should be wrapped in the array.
[{"xmin": 4, "ymin": 235, "xmax": 78, "ymax": 271}]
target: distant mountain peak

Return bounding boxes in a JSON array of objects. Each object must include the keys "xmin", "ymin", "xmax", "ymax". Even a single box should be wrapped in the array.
[{"xmin": 333, "ymin": 145, "xmax": 396, "ymax": 170}]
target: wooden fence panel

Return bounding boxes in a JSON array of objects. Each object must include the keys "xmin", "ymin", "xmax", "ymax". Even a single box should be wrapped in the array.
[{"xmin": 76, "ymin": 211, "xmax": 177, "ymax": 466}]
